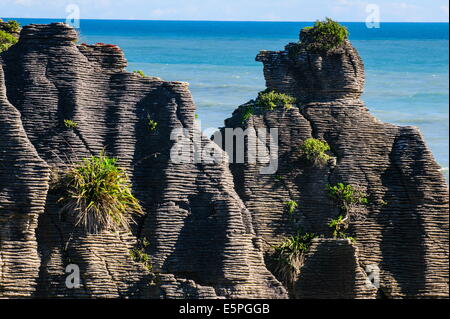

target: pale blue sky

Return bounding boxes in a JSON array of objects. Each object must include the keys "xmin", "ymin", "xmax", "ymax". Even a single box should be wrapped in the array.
[{"xmin": 1, "ymin": 0, "xmax": 448, "ymax": 22}]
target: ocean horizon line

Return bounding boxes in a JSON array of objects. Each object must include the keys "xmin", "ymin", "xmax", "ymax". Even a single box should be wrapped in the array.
[{"xmin": 2, "ymin": 17, "xmax": 449, "ymax": 24}]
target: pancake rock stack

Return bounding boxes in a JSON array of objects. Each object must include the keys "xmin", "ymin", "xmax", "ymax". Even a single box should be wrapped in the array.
[
  {"xmin": 223, "ymin": 27, "xmax": 449, "ymax": 298},
  {"xmin": 0, "ymin": 23, "xmax": 448, "ymax": 299},
  {"xmin": 0, "ymin": 23, "xmax": 286, "ymax": 298}
]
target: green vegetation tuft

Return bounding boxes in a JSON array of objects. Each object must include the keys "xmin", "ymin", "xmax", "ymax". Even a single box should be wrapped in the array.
[
  {"xmin": 300, "ymin": 138, "xmax": 331, "ymax": 166},
  {"xmin": 130, "ymin": 237, "xmax": 152, "ymax": 272},
  {"xmin": 255, "ymin": 90, "xmax": 296, "ymax": 111},
  {"xmin": 328, "ymin": 215, "xmax": 353, "ymax": 241},
  {"xmin": 64, "ymin": 119, "xmax": 78, "ymax": 129},
  {"xmin": 285, "ymin": 200, "xmax": 298, "ymax": 215},
  {"xmin": 241, "ymin": 104, "xmax": 254, "ymax": 123},
  {"xmin": 0, "ymin": 30, "xmax": 18, "ymax": 53},
  {"xmin": 273, "ymin": 232, "xmax": 317, "ymax": 286},
  {"xmin": 147, "ymin": 118, "xmax": 158, "ymax": 131},
  {"xmin": 133, "ymin": 70, "xmax": 146, "ymax": 77},
  {"xmin": 326, "ymin": 183, "xmax": 367, "ymax": 241},
  {"xmin": 302, "ymin": 18, "xmax": 349, "ymax": 52},
  {"xmin": 55, "ymin": 151, "xmax": 144, "ymax": 234},
  {"xmin": 326, "ymin": 183, "xmax": 368, "ymax": 213},
  {"xmin": 1, "ymin": 20, "xmax": 21, "ymax": 34}
]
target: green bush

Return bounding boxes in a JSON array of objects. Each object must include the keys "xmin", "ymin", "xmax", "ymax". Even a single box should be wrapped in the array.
[
  {"xmin": 64, "ymin": 119, "xmax": 78, "ymax": 129},
  {"xmin": 326, "ymin": 183, "xmax": 366, "ymax": 242},
  {"xmin": 303, "ymin": 18, "xmax": 349, "ymax": 52},
  {"xmin": 328, "ymin": 215, "xmax": 356, "ymax": 241},
  {"xmin": 256, "ymin": 90, "xmax": 296, "ymax": 111},
  {"xmin": 56, "ymin": 152, "xmax": 144, "ymax": 233},
  {"xmin": 326, "ymin": 183, "xmax": 368, "ymax": 213},
  {"xmin": 300, "ymin": 138, "xmax": 331, "ymax": 165},
  {"xmin": 133, "ymin": 70, "xmax": 146, "ymax": 77},
  {"xmin": 273, "ymin": 232, "xmax": 316, "ymax": 286},
  {"xmin": 2, "ymin": 20, "xmax": 21, "ymax": 33},
  {"xmin": 0, "ymin": 30, "xmax": 18, "ymax": 53},
  {"xmin": 241, "ymin": 104, "xmax": 254, "ymax": 123}
]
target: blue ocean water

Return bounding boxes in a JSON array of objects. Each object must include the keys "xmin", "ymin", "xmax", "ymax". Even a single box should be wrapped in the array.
[{"xmin": 5, "ymin": 19, "xmax": 450, "ymax": 181}]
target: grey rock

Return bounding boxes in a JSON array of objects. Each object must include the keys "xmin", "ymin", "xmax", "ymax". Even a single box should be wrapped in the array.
[
  {"xmin": 223, "ymin": 30, "xmax": 449, "ymax": 298},
  {"xmin": 0, "ymin": 23, "xmax": 287, "ymax": 298}
]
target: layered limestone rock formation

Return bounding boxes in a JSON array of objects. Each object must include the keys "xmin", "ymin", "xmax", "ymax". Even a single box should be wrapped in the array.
[
  {"xmin": 0, "ymin": 22, "xmax": 448, "ymax": 299},
  {"xmin": 0, "ymin": 23, "xmax": 287, "ymax": 298},
  {"xmin": 222, "ymin": 28, "xmax": 449, "ymax": 298}
]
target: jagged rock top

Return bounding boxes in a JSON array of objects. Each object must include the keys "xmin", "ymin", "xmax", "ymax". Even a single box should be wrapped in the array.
[{"xmin": 256, "ymin": 27, "xmax": 365, "ymax": 104}]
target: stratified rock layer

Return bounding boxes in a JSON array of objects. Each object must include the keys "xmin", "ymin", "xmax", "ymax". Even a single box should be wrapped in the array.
[
  {"xmin": 0, "ymin": 23, "xmax": 287, "ymax": 298},
  {"xmin": 0, "ymin": 22, "xmax": 448, "ymax": 299},
  {"xmin": 296, "ymin": 239, "xmax": 378, "ymax": 299},
  {"xmin": 0, "ymin": 65, "xmax": 49, "ymax": 297},
  {"xmin": 223, "ymin": 30, "xmax": 449, "ymax": 298}
]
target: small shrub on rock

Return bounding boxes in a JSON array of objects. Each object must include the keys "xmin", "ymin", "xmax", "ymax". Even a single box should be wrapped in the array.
[
  {"xmin": 302, "ymin": 18, "xmax": 349, "ymax": 52},
  {"xmin": 326, "ymin": 183, "xmax": 368, "ymax": 241},
  {"xmin": 326, "ymin": 183, "xmax": 368, "ymax": 213},
  {"xmin": 133, "ymin": 70, "xmax": 146, "ymax": 77},
  {"xmin": 2, "ymin": 20, "xmax": 21, "ymax": 34},
  {"xmin": 256, "ymin": 90, "xmax": 296, "ymax": 111},
  {"xmin": 273, "ymin": 232, "xmax": 316, "ymax": 287},
  {"xmin": 300, "ymin": 138, "xmax": 331, "ymax": 166},
  {"xmin": 0, "ymin": 30, "xmax": 18, "ymax": 53}
]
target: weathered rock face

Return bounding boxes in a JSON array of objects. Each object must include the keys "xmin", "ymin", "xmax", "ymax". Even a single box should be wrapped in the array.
[
  {"xmin": 223, "ymin": 31, "xmax": 449, "ymax": 298},
  {"xmin": 0, "ymin": 22, "xmax": 448, "ymax": 299},
  {"xmin": 295, "ymin": 239, "xmax": 378, "ymax": 299},
  {"xmin": 256, "ymin": 28, "xmax": 364, "ymax": 104},
  {"xmin": 0, "ymin": 23, "xmax": 287, "ymax": 298}
]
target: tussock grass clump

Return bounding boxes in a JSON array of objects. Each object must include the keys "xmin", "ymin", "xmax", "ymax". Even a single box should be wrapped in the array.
[
  {"xmin": 256, "ymin": 90, "xmax": 296, "ymax": 111},
  {"xmin": 302, "ymin": 18, "xmax": 349, "ymax": 52},
  {"xmin": 56, "ymin": 152, "xmax": 144, "ymax": 234},
  {"xmin": 0, "ymin": 30, "xmax": 18, "ymax": 53},
  {"xmin": 273, "ymin": 232, "xmax": 316, "ymax": 287},
  {"xmin": 300, "ymin": 138, "xmax": 331, "ymax": 166}
]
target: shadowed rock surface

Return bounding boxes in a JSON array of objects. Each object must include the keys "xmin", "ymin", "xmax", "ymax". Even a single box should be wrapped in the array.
[
  {"xmin": 0, "ymin": 23, "xmax": 448, "ymax": 299},
  {"xmin": 0, "ymin": 23, "xmax": 287, "ymax": 298},
  {"xmin": 222, "ymin": 28, "xmax": 449, "ymax": 298}
]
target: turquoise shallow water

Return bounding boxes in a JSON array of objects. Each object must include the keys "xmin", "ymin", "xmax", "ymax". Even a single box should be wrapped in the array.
[{"xmin": 5, "ymin": 19, "xmax": 450, "ymax": 181}]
